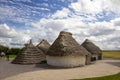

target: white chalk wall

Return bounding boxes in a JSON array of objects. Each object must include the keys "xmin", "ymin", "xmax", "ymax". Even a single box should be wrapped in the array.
[{"xmin": 46, "ymin": 55, "xmax": 86, "ymax": 67}]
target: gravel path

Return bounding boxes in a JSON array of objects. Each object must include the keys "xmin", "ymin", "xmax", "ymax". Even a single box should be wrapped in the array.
[
  {"xmin": 0, "ymin": 59, "xmax": 120, "ymax": 80},
  {"xmin": 0, "ymin": 59, "xmax": 47, "ymax": 79}
]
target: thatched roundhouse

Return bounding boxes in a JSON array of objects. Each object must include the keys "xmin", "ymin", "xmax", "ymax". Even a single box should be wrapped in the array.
[
  {"xmin": 36, "ymin": 39, "xmax": 50, "ymax": 54},
  {"xmin": 46, "ymin": 31, "xmax": 91, "ymax": 67},
  {"xmin": 12, "ymin": 40, "xmax": 46, "ymax": 64},
  {"xmin": 81, "ymin": 39, "xmax": 102, "ymax": 61}
]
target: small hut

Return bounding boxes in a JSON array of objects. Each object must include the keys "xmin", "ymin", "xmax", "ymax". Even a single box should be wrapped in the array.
[
  {"xmin": 36, "ymin": 39, "xmax": 50, "ymax": 54},
  {"xmin": 46, "ymin": 31, "xmax": 91, "ymax": 68},
  {"xmin": 81, "ymin": 39, "xmax": 102, "ymax": 61},
  {"xmin": 12, "ymin": 40, "xmax": 46, "ymax": 64}
]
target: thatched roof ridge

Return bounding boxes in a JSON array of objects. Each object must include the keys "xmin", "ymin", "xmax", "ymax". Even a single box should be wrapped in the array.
[
  {"xmin": 46, "ymin": 31, "xmax": 90, "ymax": 56},
  {"xmin": 36, "ymin": 39, "xmax": 50, "ymax": 54},
  {"xmin": 81, "ymin": 39, "xmax": 102, "ymax": 54}
]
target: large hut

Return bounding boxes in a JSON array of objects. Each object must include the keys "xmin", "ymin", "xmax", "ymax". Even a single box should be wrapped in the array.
[
  {"xmin": 46, "ymin": 31, "xmax": 91, "ymax": 68},
  {"xmin": 81, "ymin": 39, "xmax": 102, "ymax": 61},
  {"xmin": 12, "ymin": 40, "xmax": 46, "ymax": 64},
  {"xmin": 36, "ymin": 39, "xmax": 50, "ymax": 54}
]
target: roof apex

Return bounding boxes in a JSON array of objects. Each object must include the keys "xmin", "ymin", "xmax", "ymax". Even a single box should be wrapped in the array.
[
  {"xmin": 60, "ymin": 31, "xmax": 72, "ymax": 36},
  {"xmin": 85, "ymin": 39, "xmax": 92, "ymax": 42},
  {"xmin": 27, "ymin": 39, "xmax": 34, "ymax": 47},
  {"xmin": 29, "ymin": 39, "xmax": 32, "ymax": 44},
  {"xmin": 46, "ymin": 31, "xmax": 90, "ymax": 56}
]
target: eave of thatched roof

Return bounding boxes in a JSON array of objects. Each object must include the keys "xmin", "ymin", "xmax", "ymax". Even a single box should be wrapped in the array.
[{"xmin": 46, "ymin": 31, "xmax": 90, "ymax": 56}]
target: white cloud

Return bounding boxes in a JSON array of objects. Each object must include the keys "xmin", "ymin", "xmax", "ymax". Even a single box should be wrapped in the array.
[
  {"xmin": 69, "ymin": 0, "xmax": 103, "ymax": 14},
  {"xmin": 0, "ymin": 0, "xmax": 120, "ymax": 50},
  {"xmin": 52, "ymin": 8, "xmax": 70, "ymax": 18},
  {"xmin": 31, "ymin": 18, "xmax": 65, "ymax": 43},
  {"xmin": 111, "ymin": 18, "xmax": 120, "ymax": 26},
  {"xmin": 31, "ymin": 15, "xmax": 120, "ymax": 50},
  {"xmin": 0, "ymin": 0, "xmax": 50, "ymax": 24},
  {"xmin": 0, "ymin": 17, "xmax": 120, "ymax": 50},
  {"xmin": 110, "ymin": 0, "xmax": 120, "ymax": 10},
  {"xmin": 0, "ymin": 24, "xmax": 17, "ymax": 38},
  {"xmin": 69, "ymin": 0, "xmax": 120, "ymax": 14},
  {"xmin": 0, "ymin": 24, "xmax": 32, "ymax": 48}
]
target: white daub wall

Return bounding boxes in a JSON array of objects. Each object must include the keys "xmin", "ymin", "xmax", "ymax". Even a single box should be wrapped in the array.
[{"xmin": 46, "ymin": 55, "xmax": 86, "ymax": 67}]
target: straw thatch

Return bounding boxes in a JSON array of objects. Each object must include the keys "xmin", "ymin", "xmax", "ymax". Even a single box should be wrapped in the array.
[
  {"xmin": 46, "ymin": 31, "xmax": 90, "ymax": 57},
  {"xmin": 81, "ymin": 39, "xmax": 102, "ymax": 60},
  {"xmin": 46, "ymin": 31, "xmax": 91, "ymax": 67},
  {"xmin": 36, "ymin": 39, "xmax": 50, "ymax": 54},
  {"xmin": 12, "ymin": 40, "xmax": 46, "ymax": 64}
]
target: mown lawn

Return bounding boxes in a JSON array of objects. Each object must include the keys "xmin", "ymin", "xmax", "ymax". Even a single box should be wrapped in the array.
[
  {"xmin": 102, "ymin": 50, "xmax": 120, "ymax": 59},
  {"xmin": 0, "ymin": 55, "xmax": 16, "ymax": 60},
  {"xmin": 1, "ymin": 51, "xmax": 120, "ymax": 59},
  {"xmin": 9, "ymin": 54, "xmax": 16, "ymax": 58},
  {"xmin": 72, "ymin": 73, "xmax": 120, "ymax": 80}
]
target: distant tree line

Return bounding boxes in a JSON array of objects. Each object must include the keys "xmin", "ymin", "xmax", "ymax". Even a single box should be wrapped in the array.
[
  {"xmin": 0, "ymin": 45, "xmax": 9, "ymax": 53},
  {"xmin": 0, "ymin": 44, "xmax": 24, "ymax": 55}
]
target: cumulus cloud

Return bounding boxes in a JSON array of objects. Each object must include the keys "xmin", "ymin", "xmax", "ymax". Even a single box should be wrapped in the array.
[
  {"xmin": 69, "ymin": 0, "xmax": 104, "ymax": 14},
  {"xmin": 0, "ymin": 0, "xmax": 50, "ymax": 25},
  {"xmin": 0, "ymin": 24, "xmax": 32, "ymax": 48},
  {"xmin": 0, "ymin": 24, "xmax": 17, "ymax": 38},
  {"xmin": 0, "ymin": 0, "xmax": 120, "ymax": 50},
  {"xmin": 31, "ymin": 15, "xmax": 120, "ymax": 50},
  {"xmin": 69, "ymin": 0, "xmax": 120, "ymax": 14},
  {"xmin": 0, "ymin": 18, "xmax": 120, "ymax": 50},
  {"xmin": 111, "ymin": 18, "xmax": 120, "ymax": 26},
  {"xmin": 52, "ymin": 8, "xmax": 70, "ymax": 18},
  {"xmin": 31, "ymin": 18, "xmax": 65, "ymax": 43}
]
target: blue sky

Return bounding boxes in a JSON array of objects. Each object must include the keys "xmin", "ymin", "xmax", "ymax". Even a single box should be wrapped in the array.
[
  {"xmin": 0, "ymin": 0, "xmax": 120, "ymax": 50},
  {"xmin": 0, "ymin": 0, "xmax": 76, "ymax": 27}
]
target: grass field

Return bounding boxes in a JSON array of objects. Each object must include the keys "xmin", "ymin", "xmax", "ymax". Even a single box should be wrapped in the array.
[
  {"xmin": 9, "ymin": 55, "xmax": 16, "ymax": 58},
  {"xmin": 102, "ymin": 50, "xmax": 120, "ymax": 59},
  {"xmin": 0, "ymin": 51, "xmax": 120, "ymax": 59},
  {"xmin": 72, "ymin": 73, "xmax": 120, "ymax": 80},
  {"xmin": 0, "ymin": 55, "xmax": 16, "ymax": 60}
]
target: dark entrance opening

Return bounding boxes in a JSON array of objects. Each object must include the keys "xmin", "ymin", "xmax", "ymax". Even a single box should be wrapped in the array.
[
  {"xmin": 91, "ymin": 57, "xmax": 96, "ymax": 61},
  {"xmin": 40, "ymin": 60, "xmax": 47, "ymax": 64},
  {"xmin": 98, "ymin": 55, "xmax": 102, "ymax": 60}
]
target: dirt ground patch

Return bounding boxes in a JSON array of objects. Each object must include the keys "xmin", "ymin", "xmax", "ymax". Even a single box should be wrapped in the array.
[
  {"xmin": 0, "ymin": 60, "xmax": 46, "ymax": 79},
  {"xmin": 1, "ymin": 59, "xmax": 120, "ymax": 80}
]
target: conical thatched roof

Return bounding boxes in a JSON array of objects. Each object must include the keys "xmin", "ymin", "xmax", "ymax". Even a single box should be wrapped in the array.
[
  {"xmin": 12, "ymin": 40, "xmax": 46, "ymax": 64},
  {"xmin": 81, "ymin": 39, "xmax": 102, "ymax": 54},
  {"xmin": 46, "ymin": 31, "xmax": 90, "ymax": 56},
  {"xmin": 36, "ymin": 39, "xmax": 50, "ymax": 54}
]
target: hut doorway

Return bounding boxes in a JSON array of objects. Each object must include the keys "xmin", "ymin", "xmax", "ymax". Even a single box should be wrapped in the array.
[
  {"xmin": 91, "ymin": 57, "xmax": 96, "ymax": 61},
  {"xmin": 98, "ymin": 55, "xmax": 102, "ymax": 60}
]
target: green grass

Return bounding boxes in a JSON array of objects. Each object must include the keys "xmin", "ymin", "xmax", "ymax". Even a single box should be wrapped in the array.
[
  {"xmin": 0, "ymin": 54, "xmax": 16, "ymax": 60},
  {"xmin": 102, "ymin": 50, "xmax": 120, "ymax": 59},
  {"xmin": 72, "ymin": 73, "xmax": 120, "ymax": 80},
  {"xmin": 9, "ymin": 54, "xmax": 16, "ymax": 58}
]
